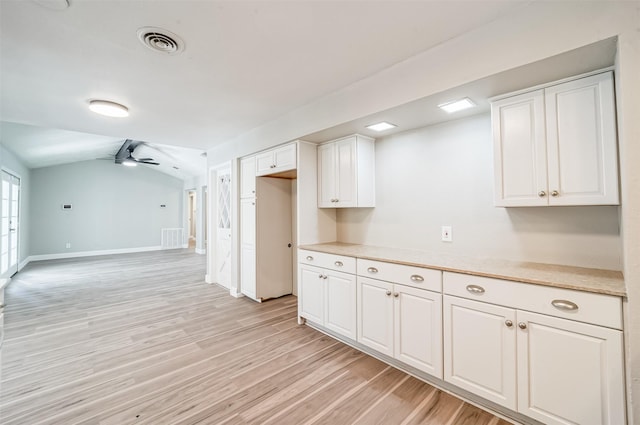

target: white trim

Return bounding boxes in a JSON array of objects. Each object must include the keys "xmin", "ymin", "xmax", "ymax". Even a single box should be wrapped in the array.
[
  {"xmin": 18, "ymin": 257, "xmax": 30, "ymax": 271},
  {"xmin": 205, "ymin": 273, "xmax": 214, "ymax": 284},
  {"xmin": 195, "ymin": 248, "xmax": 206, "ymax": 255},
  {"xmin": 229, "ymin": 288, "xmax": 244, "ymax": 298},
  {"xmin": 182, "ymin": 244, "xmax": 189, "ymax": 249},
  {"xmin": 29, "ymin": 246, "xmax": 163, "ymax": 262}
]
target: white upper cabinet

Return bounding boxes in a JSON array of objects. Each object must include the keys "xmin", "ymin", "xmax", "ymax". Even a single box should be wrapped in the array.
[
  {"xmin": 492, "ymin": 71, "xmax": 619, "ymax": 207},
  {"xmin": 256, "ymin": 143, "xmax": 297, "ymax": 176},
  {"xmin": 318, "ymin": 134, "xmax": 375, "ymax": 208}
]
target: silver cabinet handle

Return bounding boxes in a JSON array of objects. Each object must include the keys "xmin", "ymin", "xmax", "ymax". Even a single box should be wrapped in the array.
[
  {"xmin": 551, "ymin": 299, "xmax": 578, "ymax": 311},
  {"xmin": 505, "ymin": 320, "xmax": 513, "ymax": 327},
  {"xmin": 385, "ymin": 290, "xmax": 392, "ymax": 296},
  {"xmin": 518, "ymin": 322, "xmax": 527, "ymax": 330},
  {"xmin": 324, "ymin": 275, "xmax": 328, "ymax": 280},
  {"xmin": 538, "ymin": 190, "xmax": 546, "ymax": 197},
  {"xmin": 306, "ymin": 256, "xmax": 314, "ymax": 261},
  {"xmin": 466, "ymin": 284, "xmax": 485, "ymax": 294},
  {"xmin": 318, "ymin": 274, "xmax": 324, "ymax": 279},
  {"xmin": 367, "ymin": 267, "xmax": 378, "ymax": 274},
  {"xmin": 393, "ymin": 292, "xmax": 399, "ymax": 298},
  {"xmin": 410, "ymin": 275, "xmax": 424, "ymax": 282},
  {"xmin": 551, "ymin": 190, "xmax": 559, "ymax": 197},
  {"xmin": 334, "ymin": 261, "xmax": 343, "ymax": 267}
]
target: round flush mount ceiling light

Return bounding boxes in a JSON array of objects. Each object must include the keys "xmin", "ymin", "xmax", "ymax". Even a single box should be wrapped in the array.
[
  {"xmin": 137, "ymin": 27, "xmax": 185, "ymax": 55},
  {"xmin": 88, "ymin": 100, "xmax": 129, "ymax": 118}
]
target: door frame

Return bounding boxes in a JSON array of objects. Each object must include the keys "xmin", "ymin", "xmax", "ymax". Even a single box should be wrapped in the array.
[{"xmin": 1, "ymin": 167, "xmax": 22, "ymax": 278}]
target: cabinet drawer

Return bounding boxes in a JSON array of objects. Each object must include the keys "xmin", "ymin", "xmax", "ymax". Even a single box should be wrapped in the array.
[
  {"xmin": 357, "ymin": 259, "xmax": 442, "ymax": 292},
  {"xmin": 299, "ymin": 249, "xmax": 356, "ymax": 274},
  {"xmin": 443, "ymin": 272, "xmax": 622, "ymax": 329}
]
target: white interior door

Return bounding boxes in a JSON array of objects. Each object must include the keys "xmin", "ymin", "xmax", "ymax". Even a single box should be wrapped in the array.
[
  {"xmin": 216, "ymin": 171, "xmax": 232, "ymax": 288},
  {"xmin": 1, "ymin": 171, "xmax": 20, "ymax": 277}
]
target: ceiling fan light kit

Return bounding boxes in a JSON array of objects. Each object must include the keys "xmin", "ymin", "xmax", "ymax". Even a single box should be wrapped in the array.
[{"xmin": 88, "ymin": 100, "xmax": 129, "ymax": 118}]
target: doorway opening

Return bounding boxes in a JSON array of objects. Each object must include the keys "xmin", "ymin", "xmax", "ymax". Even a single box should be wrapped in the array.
[{"xmin": 187, "ymin": 190, "xmax": 197, "ymax": 249}]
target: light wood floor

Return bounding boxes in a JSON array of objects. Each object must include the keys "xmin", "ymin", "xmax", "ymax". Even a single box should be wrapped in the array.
[{"xmin": 0, "ymin": 250, "xmax": 512, "ymax": 425}]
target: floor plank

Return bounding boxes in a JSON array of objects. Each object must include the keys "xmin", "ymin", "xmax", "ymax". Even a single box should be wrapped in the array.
[{"xmin": 0, "ymin": 249, "xmax": 513, "ymax": 424}]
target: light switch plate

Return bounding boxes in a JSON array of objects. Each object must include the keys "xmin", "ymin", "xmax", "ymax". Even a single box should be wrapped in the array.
[{"xmin": 441, "ymin": 226, "xmax": 452, "ymax": 242}]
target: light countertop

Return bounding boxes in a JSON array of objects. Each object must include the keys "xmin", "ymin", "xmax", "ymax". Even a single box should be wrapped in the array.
[{"xmin": 298, "ymin": 242, "xmax": 626, "ymax": 297}]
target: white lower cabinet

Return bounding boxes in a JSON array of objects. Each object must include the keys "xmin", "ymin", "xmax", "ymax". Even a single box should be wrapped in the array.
[
  {"xmin": 444, "ymin": 273, "xmax": 625, "ymax": 425},
  {"xmin": 358, "ymin": 276, "xmax": 443, "ymax": 379},
  {"xmin": 516, "ymin": 310, "xmax": 625, "ymax": 425},
  {"xmin": 298, "ymin": 251, "xmax": 357, "ymax": 340},
  {"xmin": 443, "ymin": 296, "xmax": 517, "ymax": 409}
]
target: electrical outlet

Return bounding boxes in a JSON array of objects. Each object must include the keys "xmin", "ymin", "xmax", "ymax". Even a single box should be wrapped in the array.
[
  {"xmin": 65, "ymin": 242, "xmax": 71, "ymax": 249},
  {"xmin": 441, "ymin": 226, "xmax": 452, "ymax": 242}
]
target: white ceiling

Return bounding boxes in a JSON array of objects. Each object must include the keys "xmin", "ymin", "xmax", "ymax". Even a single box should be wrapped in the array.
[{"xmin": 0, "ymin": 0, "xmax": 529, "ymax": 163}]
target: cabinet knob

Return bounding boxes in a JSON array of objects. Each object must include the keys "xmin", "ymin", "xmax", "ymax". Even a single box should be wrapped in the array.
[
  {"xmin": 334, "ymin": 261, "xmax": 343, "ymax": 267},
  {"xmin": 393, "ymin": 292, "xmax": 399, "ymax": 298},
  {"xmin": 367, "ymin": 267, "xmax": 378, "ymax": 274},
  {"xmin": 551, "ymin": 299, "xmax": 578, "ymax": 311},
  {"xmin": 385, "ymin": 290, "xmax": 392, "ymax": 296},
  {"xmin": 551, "ymin": 190, "xmax": 559, "ymax": 197},
  {"xmin": 410, "ymin": 275, "xmax": 424, "ymax": 282},
  {"xmin": 466, "ymin": 284, "xmax": 485, "ymax": 294},
  {"xmin": 538, "ymin": 190, "xmax": 546, "ymax": 197},
  {"xmin": 306, "ymin": 256, "xmax": 314, "ymax": 261},
  {"xmin": 518, "ymin": 322, "xmax": 527, "ymax": 330},
  {"xmin": 505, "ymin": 320, "xmax": 513, "ymax": 327},
  {"xmin": 318, "ymin": 274, "xmax": 324, "ymax": 279}
]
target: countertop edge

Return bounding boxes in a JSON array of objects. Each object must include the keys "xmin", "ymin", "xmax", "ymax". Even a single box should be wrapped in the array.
[{"xmin": 298, "ymin": 244, "xmax": 626, "ymax": 297}]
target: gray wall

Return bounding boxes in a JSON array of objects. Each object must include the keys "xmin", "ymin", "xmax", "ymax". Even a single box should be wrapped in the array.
[
  {"xmin": 337, "ymin": 113, "xmax": 622, "ymax": 270},
  {"xmin": 30, "ymin": 160, "xmax": 183, "ymax": 255},
  {"xmin": 0, "ymin": 145, "xmax": 31, "ymax": 267}
]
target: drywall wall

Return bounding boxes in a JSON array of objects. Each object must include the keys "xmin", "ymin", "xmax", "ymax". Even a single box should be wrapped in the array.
[
  {"xmin": 336, "ymin": 114, "xmax": 622, "ymax": 270},
  {"xmin": 30, "ymin": 160, "xmax": 183, "ymax": 255},
  {"xmin": 0, "ymin": 145, "xmax": 31, "ymax": 269}
]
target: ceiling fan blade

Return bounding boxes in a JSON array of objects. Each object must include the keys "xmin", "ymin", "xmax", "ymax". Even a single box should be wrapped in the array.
[
  {"xmin": 136, "ymin": 157, "xmax": 155, "ymax": 162},
  {"xmin": 139, "ymin": 160, "xmax": 160, "ymax": 165}
]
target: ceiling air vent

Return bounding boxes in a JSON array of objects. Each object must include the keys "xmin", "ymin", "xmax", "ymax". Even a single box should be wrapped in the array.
[{"xmin": 137, "ymin": 27, "xmax": 184, "ymax": 55}]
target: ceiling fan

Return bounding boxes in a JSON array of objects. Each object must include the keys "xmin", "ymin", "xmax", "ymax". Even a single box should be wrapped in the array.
[{"xmin": 115, "ymin": 139, "xmax": 159, "ymax": 167}]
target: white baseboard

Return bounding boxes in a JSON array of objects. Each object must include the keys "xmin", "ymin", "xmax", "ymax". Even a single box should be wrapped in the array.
[
  {"xmin": 205, "ymin": 274, "xmax": 214, "ymax": 284},
  {"xmin": 19, "ymin": 257, "xmax": 31, "ymax": 271},
  {"xmin": 29, "ymin": 246, "xmax": 163, "ymax": 262},
  {"xmin": 195, "ymin": 248, "xmax": 206, "ymax": 255},
  {"xmin": 182, "ymin": 244, "xmax": 189, "ymax": 249}
]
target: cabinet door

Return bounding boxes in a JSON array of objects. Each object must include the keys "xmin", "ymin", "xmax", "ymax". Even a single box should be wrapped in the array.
[
  {"xmin": 317, "ymin": 143, "xmax": 336, "ymax": 208},
  {"xmin": 357, "ymin": 277, "xmax": 393, "ymax": 357},
  {"xmin": 394, "ymin": 286, "xmax": 442, "ymax": 379},
  {"xmin": 492, "ymin": 90, "xmax": 548, "ymax": 207},
  {"xmin": 516, "ymin": 310, "xmax": 625, "ymax": 425},
  {"xmin": 240, "ymin": 198, "xmax": 256, "ymax": 247},
  {"xmin": 255, "ymin": 151, "xmax": 275, "ymax": 176},
  {"xmin": 240, "ymin": 198, "xmax": 256, "ymax": 299},
  {"xmin": 240, "ymin": 157, "xmax": 256, "ymax": 198},
  {"xmin": 240, "ymin": 246, "xmax": 256, "ymax": 299},
  {"xmin": 335, "ymin": 136, "xmax": 357, "ymax": 207},
  {"xmin": 325, "ymin": 270, "xmax": 356, "ymax": 340},
  {"xmin": 545, "ymin": 72, "xmax": 619, "ymax": 206},
  {"xmin": 443, "ymin": 296, "xmax": 517, "ymax": 410},
  {"xmin": 273, "ymin": 143, "xmax": 296, "ymax": 172},
  {"xmin": 299, "ymin": 265, "xmax": 324, "ymax": 324}
]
